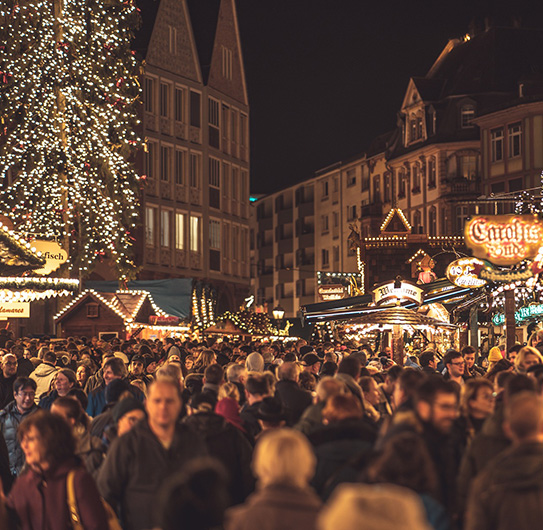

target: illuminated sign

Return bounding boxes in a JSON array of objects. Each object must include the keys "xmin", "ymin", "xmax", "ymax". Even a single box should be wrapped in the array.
[
  {"xmin": 492, "ymin": 303, "xmax": 543, "ymax": 326},
  {"xmin": 372, "ymin": 280, "xmax": 423, "ymax": 306},
  {"xmin": 465, "ymin": 215, "xmax": 543, "ymax": 265},
  {"xmin": 318, "ymin": 284, "xmax": 347, "ymax": 301},
  {"xmin": 446, "ymin": 258, "xmax": 487, "ymax": 288},
  {"xmin": 149, "ymin": 315, "xmax": 180, "ymax": 326},
  {"xmin": 32, "ymin": 240, "xmax": 68, "ymax": 275},
  {"xmin": 0, "ymin": 302, "xmax": 30, "ymax": 318}
]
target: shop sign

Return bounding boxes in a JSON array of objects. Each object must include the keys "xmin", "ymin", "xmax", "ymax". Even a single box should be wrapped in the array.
[
  {"xmin": 446, "ymin": 258, "xmax": 487, "ymax": 288},
  {"xmin": 373, "ymin": 281, "xmax": 423, "ymax": 306},
  {"xmin": 149, "ymin": 315, "xmax": 180, "ymax": 326},
  {"xmin": 318, "ymin": 284, "xmax": 347, "ymax": 301},
  {"xmin": 32, "ymin": 240, "xmax": 68, "ymax": 275},
  {"xmin": 465, "ymin": 215, "xmax": 543, "ymax": 266},
  {"xmin": 0, "ymin": 302, "xmax": 30, "ymax": 318},
  {"xmin": 492, "ymin": 303, "xmax": 543, "ymax": 326}
]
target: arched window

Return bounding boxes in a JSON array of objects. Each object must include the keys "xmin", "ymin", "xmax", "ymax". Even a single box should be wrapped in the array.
[{"xmin": 461, "ymin": 105, "xmax": 475, "ymax": 128}]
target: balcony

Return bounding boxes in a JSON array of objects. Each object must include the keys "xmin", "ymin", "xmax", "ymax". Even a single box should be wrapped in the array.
[
  {"xmin": 277, "ymin": 208, "xmax": 293, "ymax": 225},
  {"xmin": 441, "ymin": 177, "xmax": 481, "ymax": 195},
  {"xmin": 297, "ymin": 201, "xmax": 314, "ymax": 218},
  {"xmin": 278, "ymin": 237, "xmax": 293, "ymax": 254},
  {"xmin": 360, "ymin": 203, "xmax": 383, "ymax": 218},
  {"xmin": 298, "ymin": 232, "xmax": 314, "ymax": 249},
  {"xmin": 278, "ymin": 268, "xmax": 293, "ymax": 283}
]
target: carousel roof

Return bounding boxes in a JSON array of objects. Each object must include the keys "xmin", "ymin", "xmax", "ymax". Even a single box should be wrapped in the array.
[{"xmin": 352, "ymin": 305, "xmax": 456, "ymax": 328}]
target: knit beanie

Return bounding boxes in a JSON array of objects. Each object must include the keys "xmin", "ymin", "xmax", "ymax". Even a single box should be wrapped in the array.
[{"xmin": 112, "ymin": 397, "xmax": 146, "ymax": 423}]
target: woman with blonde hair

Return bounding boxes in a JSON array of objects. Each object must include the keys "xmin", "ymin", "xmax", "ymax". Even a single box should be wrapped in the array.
[
  {"xmin": 226, "ymin": 429, "xmax": 321, "ymax": 530},
  {"xmin": 193, "ymin": 349, "xmax": 216, "ymax": 374},
  {"xmin": 514, "ymin": 346, "xmax": 543, "ymax": 374}
]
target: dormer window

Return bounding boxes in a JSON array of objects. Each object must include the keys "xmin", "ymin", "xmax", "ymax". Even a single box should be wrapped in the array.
[
  {"xmin": 461, "ymin": 105, "xmax": 475, "ymax": 128},
  {"xmin": 408, "ymin": 115, "xmax": 424, "ymax": 144}
]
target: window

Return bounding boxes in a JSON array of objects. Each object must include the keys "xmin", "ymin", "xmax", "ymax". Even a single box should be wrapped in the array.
[
  {"xmin": 456, "ymin": 206, "xmax": 469, "ymax": 234},
  {"xmin": 160, "ymin": 146, "xmax": 171, "ymax": 181},
  {"xmin": 189, "ymin": 152, "xmax": 201, "ymax": 188},
  {"xmin": 491, "ymin": 182, "xmax": 505, "ymax": 194},
  {"xmin": 384, "ymin": 173, "xmax": 391, "ymax": 202},
  {"xmin": 333, "ymin": 246, "xmax": 340, "ymax": 264},
  {"xmin": 321, "ymin": 215, "xmax": 329, "ymax": 234},
  {"xmin": 333, "ymin": 212, "xmax": 339, "ymax": 227},
  {"xmin": 144, "ymin": 77, "xmax": 155, "ymax": 113},
  {"xmin": 347, "ymin": 205, "xmax": 357, "ymax": 221},
  {"xmin": 190, "ymin": 91, "xmax": 201, "ymax": 128},
  {"xmin": 160, "ymin": 83, "xmax": 170, "ymax": 118},
  {"xmin": 460, "ymin": 155, "xmax": 477, "ymax": 180},
  {"xmin": 373, "ymin": 176, "xmax": 381, "ymax": 202},
  {"xmin": 175, "ymin": 88, "xmax": 184, "ymax": 122},
  {"xmin": 175, "ymin": 149, "xmax": 185, "ymax": 185},
  {"xmin": 413, "ymin": 210, "xmax": 422, "ymax": 233},
  {"xmin": 168, "ymin": 25, "xmax": 177, "ymax": 55},
  {"xmin": 508, "ymin": 122, "xmax": 522, "ymax": 158},
  {"xmin": 223, "ymin": 224, "xmax": 230, "ymax": 260},
  {"xmin": 241, "ymin": 171, "xmax": 248, "ymax": 204},
  {"xmin": 222, "ymin": 46, "xmax": 233, "ymax": 80},
  {"xmin": 491, "ymin": 128, "xmax": 504, "ymax": 162},
  {"xmin": 209, "ymin": 220, "xmax": 221, "ymax": 250},
  {"xmin": 175, "ymin": 213, "xmax": 185, "ymax": 250},
  {"xmin": 461, "ymin": 105, "xmax": 475, "ymax": 128},
  {"xmin": 144, "ymin": 142, "xmax": 156, "ymax": 179},
  {"xmin": 409, "ymin": 116, "xmax": 423, "ymax": 142},
  {"xmin": 190, "ymin": 215, "xmax": 200, "ymax": 252},
  {"xmin": 160, "ymin": 210, "xmax": 171, "ymax": 247},
  {"xmin": 334, "ymin": 177, "xmax": 339, "ymax": 193},
  {"xmin": 86, "ymin": 304, "xmax": 99, "ymax": 319},
  {"xmin": 240, "ymin": 114, "xmax": 248, "ymax": 148},
  {"xmin": 361, "ymin": 166, "xmax": 370, "ymax": 191},
  {"xmin": 276, "ymin": 284, "xmax": 284, "ymax": 300},
  {"xmin": 346, "ymin": 169, "xmax": 356, "ymax": 187},
  {"xmin": 429, "ymin": 207, "xmax": 437, "ymax": 237},
  {"xmin": 233, "ymin": 226, "xmax": 239, "ymax": 260},
  {"xmin": 232, "ymin": 167, "xmax": 239, "ymax": 200},
  {"xmin": 145, "ymin": 206, "xmax": 156, "ymax": 245},
  {"xmin": 321, "ymin": 249, "xmax": 329, "ymax": 268},
  {"xmin": 412, "ymin": 164, "xmax": 420, "ymax": 191},
  {"xmin": 296, "ymin": 280, "xmax": 305, "ymax": 297},
  {"xmin": 322, "ymin": 180, "xmax": 329, "ymax": 198},
  {"xmin": 398, "ymin": 170, "xmax": 406, "ymax": 197},
  {"xmin": 509, "ymin": 178, "xmax": 523, "ymax": 192},
  {"xmin": 241, "ymin": 228, "xmax": 247, "ymax": 262},
  {"xmin": 222, "ymin": 163, "xmax": 230, "ymax": 199},
  {"xmin": 208, "ymin": 98, "xmax": 220, "ymax": 148},
  {"xmin": 428, "ymin": 157, "xmax": 436, "ymax": 187},
  {"xmin": 231, "ymin": 109, "xmax": 238, "ymax": 144},
  {"xmin": 222, "ymin": 105, "xmax": 230, "ymax": 143},
  {"xmin": 209, "ymin": 158, "xmax": 221, "ymax": 209}
]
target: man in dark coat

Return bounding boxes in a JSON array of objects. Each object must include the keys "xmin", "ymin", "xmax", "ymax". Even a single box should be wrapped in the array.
[
  {"xmin": 97, "ymin": 379, "xmax": 207, "ymax": 530},
  {"xmin": 240, "ymin": 374, "xmax": 269, "ymax": 440},
  {"xmin": 274, "ymin": 362, "xmax": 312, "ymax": 426},
  {"xmin": 466, "ymin": 391, "xmax": 543, "ymax": 530},
  {"xmin": 183, "ymin": 392, "xmax": 254, "ymax": 505},
  {"xmin": 0, "ymin": 354, "xmax": 18, "ymax": 410}
]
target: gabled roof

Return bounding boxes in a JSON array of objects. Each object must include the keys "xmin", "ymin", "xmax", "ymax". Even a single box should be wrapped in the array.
[
  {"xmin": 186, "ymin": 0, "xmax": 221, "ymax": 83},
  {"xmin": 133, "ymin": 0, "xmax": 162, "ymax": 58},
  {"xmin": 380, "ymin": 208, "xmax": 412, "ymax": 234},
  {"xmin": 54, "ymin": 289, "xmax": 169, "ymax": 322}
]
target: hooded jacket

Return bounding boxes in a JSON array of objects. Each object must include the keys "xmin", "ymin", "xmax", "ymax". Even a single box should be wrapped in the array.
[
  {"xmin": 465, "ymin": 442, "xmax": 543, "ymax": 530},
  {"xmin": 29, "ymin": 362, "xmax": 57, "ymax": 402}
]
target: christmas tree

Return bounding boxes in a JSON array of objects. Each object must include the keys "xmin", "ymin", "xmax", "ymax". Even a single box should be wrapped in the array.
[{"xmin": 0, "ymin": 0, "xmax": 142, "ymax": 280}]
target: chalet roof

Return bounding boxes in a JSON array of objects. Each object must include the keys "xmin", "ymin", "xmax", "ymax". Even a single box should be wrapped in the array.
[
  {"xmin": 54, "ymin": 289, "xmax": 169, "ymax": 322},
  {"xmin": 186, "ymin": 0, "xmax": 221, "ymax": 83},
  {"xmin": 380, "ymin": 208, "xmax": 412, "ymax": 234}
]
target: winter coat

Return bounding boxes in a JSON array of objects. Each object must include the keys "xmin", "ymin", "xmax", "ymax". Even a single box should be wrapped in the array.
[
  {"xmin": 240, "ymin": 401, "xmax": 262, "ymax": 440},
  {"xmin": 75, "ymin": 427, "xmax": 105, "ymax": 478},
  {"xmin": 0, "ymin": 430, "xmax": 12, "ymax": 493},
  {"xmin": 295, "ymin": 401, "xmax": 326, "ymax": 436},
  {"xmin": 97, "ymin": 419, "xmax": 207, "ymax": 530},
  {"xmin": 274, "ymin": 380, "xmax": 313, "ymax": 426},
  {"xmin": 225, "ymin": 484, "xmax": 322, "ymax": 530},
  {"xmin": 0, "ymin": 374, "xmax": 16, "ymax": 410},
  {"xmin": 309, "ymin": 418, "xmax": 377, "ymax": 500},
  {"xmin": 6, "ymin": 457, "xmax": 108, "ymax": 530},
  {"xmin": 457, "ymin": 404, "xmax": 510, "ymax": 516},
  {"xmin": 0, "ymin": 402, "xmax": 39, "ymax": 476},
  {"xmin": 182, "ymin": 411, "xmax": 255, "ymax": 504},
  {"xmin": 465, "ymin": 442, "xmax": 543, "ymax": 530},
  {"xmin": 29, "ymin": 362, "xmax": 57, "ymax": 402}
]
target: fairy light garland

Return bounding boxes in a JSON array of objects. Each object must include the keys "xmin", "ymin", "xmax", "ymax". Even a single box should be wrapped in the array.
[{"xmin": 0, "ymin": 0, "xmax": 142, "ymax": 280}]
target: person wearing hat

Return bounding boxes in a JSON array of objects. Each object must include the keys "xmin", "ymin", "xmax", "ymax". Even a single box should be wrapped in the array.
[
  {"xmin": 113, "ymin": 396, "xmax": 147, "ymax": 438},
  {"xmin": 486, "ymin": 347, "xmax": 503, "ymax": 374},
  {"xmin": 301, "ymin": 353, "xmax": 322, "ymax": 379},
  {"xmin": 255, "ymin": 397, "xmax": 286, "ymax": 437}
]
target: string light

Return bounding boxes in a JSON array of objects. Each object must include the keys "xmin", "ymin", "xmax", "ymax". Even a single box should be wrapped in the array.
[{"xmin": 0, "ymin": 0, "xmax": 142, "ymax": 280}]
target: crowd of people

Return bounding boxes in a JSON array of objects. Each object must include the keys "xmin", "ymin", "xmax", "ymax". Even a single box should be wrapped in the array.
[{"xmin": 0, "ymin": 329, "xmax": 543, "ymax": 529}]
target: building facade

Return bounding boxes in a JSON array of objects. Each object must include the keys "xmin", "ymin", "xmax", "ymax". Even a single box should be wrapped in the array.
[
  {"xmin": 132, "ymin": 0, "xmax": 250, "ymax": 312},
  {"xmin": 252, "ymin": 25, "xmax": 543, "ymax": 316}
]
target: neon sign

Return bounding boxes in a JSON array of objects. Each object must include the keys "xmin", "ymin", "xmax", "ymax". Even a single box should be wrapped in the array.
[
  {"xmin": 465, "ymin": 215, "xmax": 543, "ymax": 266},
  {"xmin": 446, "ymin": 258, "xmax": 487, "ymax": 288}
]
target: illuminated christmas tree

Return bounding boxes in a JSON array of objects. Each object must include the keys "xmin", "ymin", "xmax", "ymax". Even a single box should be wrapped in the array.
[{"xmin": 0, "ymin": 0, "xmax": 142, "ymax": 280}]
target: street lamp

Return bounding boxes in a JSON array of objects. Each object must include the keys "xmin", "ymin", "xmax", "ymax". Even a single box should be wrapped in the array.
[{"xmin": 272, "ymin": 304, "xmax": 285, "ymax": 321}]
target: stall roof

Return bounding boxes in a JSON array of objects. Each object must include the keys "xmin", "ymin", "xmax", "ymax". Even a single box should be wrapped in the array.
[
  {"xmin": 85, "ymin": 279, "xmax": 192, "ymax": 319},
  {"xmin": 301, "ymin": 278, "xmax": 476, "ymax": 324}
]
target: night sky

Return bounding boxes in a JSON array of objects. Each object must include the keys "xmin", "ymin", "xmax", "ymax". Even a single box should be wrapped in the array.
[{"xmin": 235, "ymin": 0, "xmax": 543, "ymax": 194}]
